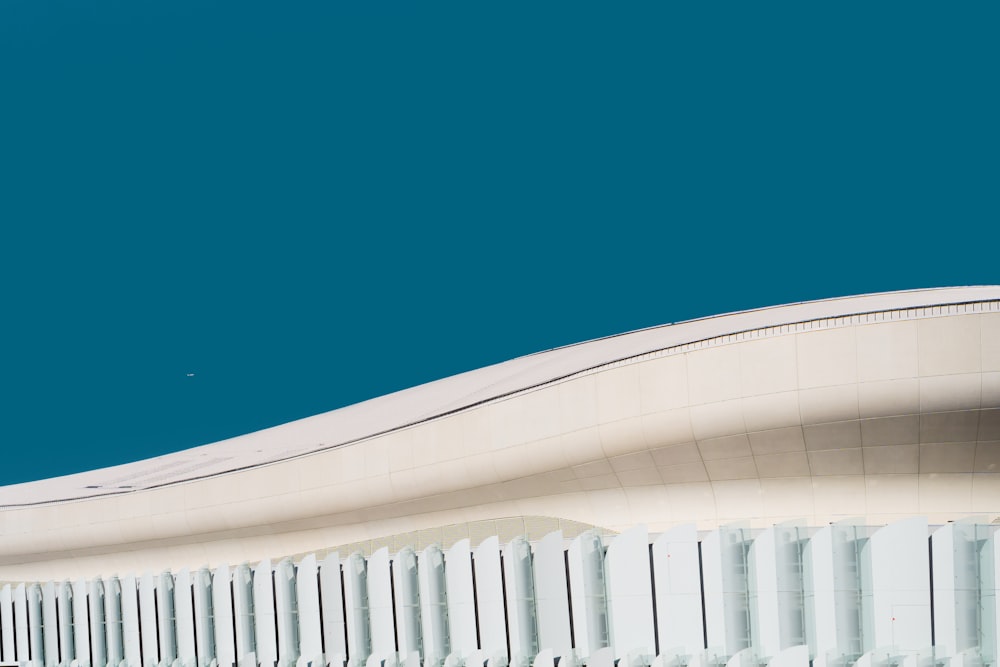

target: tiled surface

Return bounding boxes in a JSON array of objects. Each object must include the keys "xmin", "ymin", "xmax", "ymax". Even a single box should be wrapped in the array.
[
  {"xmin": 3, "ymin": 294, "xmax": 1000, "ymax": 582},
  {"xmin": 807, "ymin": 448, "xmax": 864, "ymax": 476},
  {"xmin": 803, "ymin": 420, "xmax": 862, "ymax": 450},
  {"xmin": 856, "ymin": 320, "xmax": 919, "ymax": 382},
  {"xmin": 918, "ymin": 315, "xmax": 981, "ymax": 376},
  {"xmin": 860, "ymin": 415, "xmax": 920, "ymax": 447},
  {"xmin": 859, "ymin": 378, "xmax": 919, "ymax": 418},
  {"xmin": 797, "ymin": 327, "xmax": 858, "ymax": 389}
]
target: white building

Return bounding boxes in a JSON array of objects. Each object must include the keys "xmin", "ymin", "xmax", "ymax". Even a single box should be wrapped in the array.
[{"xmin": 0, "ymin": 286, "xmax": 997, "ymax": 667}]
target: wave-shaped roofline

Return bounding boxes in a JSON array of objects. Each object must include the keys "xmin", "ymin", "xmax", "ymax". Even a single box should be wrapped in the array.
[{"xmin": 4, "ymin": 285, "xmax": 999, "ymax": 506}]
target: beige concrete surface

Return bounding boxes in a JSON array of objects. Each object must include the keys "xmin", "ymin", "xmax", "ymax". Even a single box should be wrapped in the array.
[{"xmin": 1, "ymin": 287, "xmax": 998, "ymax": 580}]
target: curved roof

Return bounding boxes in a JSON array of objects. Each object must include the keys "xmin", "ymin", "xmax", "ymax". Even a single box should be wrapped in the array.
[
  {"xmin": 3, "ymin": 285, "xmax": 999, "ymax": 508},
  {"xmin": 1, "ymin": 285, "xmax": 998, "ymax": 580}
]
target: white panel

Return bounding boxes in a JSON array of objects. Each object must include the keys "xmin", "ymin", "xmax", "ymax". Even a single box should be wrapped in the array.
[
  {"xmin": 932, "ymin": 520, "xmax": 996, "ymax": 662},
  {"xmin": 88, "ymin": 579, "xmax": 107, "ymax": 667},
  {"xmin": 473, "ymin": 537, "xmax": 506, "ymax": 656},
  {"xmin": 41, "ymin": 582, "xmax": 58, "ymax": 667},
  {"xmin": 652, "ymin": 524, "xmax": 704, "ymax": 658},
  {"xmin": 368, "ymin": 548, "xmax": 396, "ymax": 658},
  {"xmin": 253, "ymin": 559, "xmax": 278, "ymax": 666},
  {"xmin": 567, "ymin": 531, "xmax": 608, "ymax": 658},
  {"xmin": 212, "ymin": 566, "xmax": 236, "ymax": 667},
  {"xmin": 807, "ymin": 521, "xmax": 868, "ymax": 661},
  {"xmin": 701, "ymin": 525, "xmax": 751, "ymax": 658},
  {"xmin": 393, "ymin": 548, "xmax": 421, "ymax": 658},
  {"xmin": 14, "ymin": 583, "xmax": 29, "ymax": 662},
  {"xmin": 71, "ymin": 579, "xmax": 90, "ymax": 667},
  {"xmin": 748, "ymin": 524, "xmax": 806, "ymax": 660},
  {"xmin": 931, "ymin": 524, "xmax": 964, "ymax": 658},
  {"xmin": 700, "ymin": 530, "xmax": 725, "ymax": 658},
  {"xmin": 343, "ymin": 553, "xmax": 371, "ymax": 663},
  {"xmin": 193, "ymin": 569, "xmax": 216, "ymax": 666},
  {"xmin": 174, "ymin": 569, "xmax": 196, "ymax": 665},
  {"xmin": 417, "ymin": 546, "xmax": 448, "ymax": 667},
  {"xmin": 230, "ymin": 563, "xmax": 254, "ymax": 663},
  {"xmin": 104, "ymin": 577, "xmax": 125, "ymax": 667},
  {"xmin": 588, "ymin": 647, "xmax": 614, "ymax": 667},
  {"xmin": 465, "ymin": 648, "xmax": 488, "ymax": 667},
  {"xmin": 802, "ymin": 526, "xmax": 834, "ymax": 661},
  {"xmin": 28, "ymin": 584, "xmax": 45, "ymax": 667},
  {"xmin": 274, "ymin": 558, "xmax": 300, "ymax": 664},
  {"xmin": 749, "ymin": 530, "xmax": 779, "ymax": 660},
  {"xmin": 1, "ymin": 585, "xmax": 14, "ymax": 662},
  {"xmin": 605, "ymin": 525, "xmax": 655, "ymax": 660},
  {"xmin": 320, "ymin": 553, "xmax": 347, "ymax": 662},
  {"xmin": 765, "ymin": 645, "xmax": 808, "ymax": 667},
  {"xmin": 531, "ymin": 648, "xmax": 554, "ymax": 667},
  {"xmin": 862, "ymin": 517, "xmax": 931, "ymax": 652},
  {"xmin": 503, "ymin": 537, "xmax": 537, "ymax": 665},
  {"xmin": 158, "ymin": 572, "xmax": 178, "ymax": 664},
  {"xmin": 121, "ymin": 576, "xmax": 141, "ymax": 667},
  {"xmin": 532, "ymin": 531, "xmax": 572, "ymax": 657},
  {"xmin": 723, "ymin": 647, "xmax": 754, "ymax": 667},
  {"xmin": 139, "ymin": 573, "xmax": 159, "ymax": 667},
  {"xmin": 445, "ymin": 539, "xmax": 477, "ymax": 658},
  {"xmin": 296, "ymin": 555, "xmax": 323, "ymax": 662},
  {"xmin": 57, "ymin": 581, "xmax": 74, "ymax": 664},
  {"xmin": 982, "ymin": 529, "xmax": 1000, "ymax": 667}
]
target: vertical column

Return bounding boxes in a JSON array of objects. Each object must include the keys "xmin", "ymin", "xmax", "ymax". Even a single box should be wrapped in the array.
[
  {"xmin": 274, "ymin": 558, "xmax": 300, "ymax": 666},
  {"xmin": 532, "ymin": 531, "xmax": 572, "ymax": 658},
  {"xmin": 139, "ymin": 574, "xmax": 159, "ymax": 667},
  {"xmin": 368, "ymin": 548, "xmax": 396, "ymax": 660},
  {"xmin": 319, "ymin": 553, "xmax": 347, "ymax": 665},
  {"xmin": 567, "ymin": 531, "xmax": 608, "ymax": 660},
  {"xmin": 88, "ymin": 579, "xmax": 108, "ymax": 667},
  {"xmin": 41, "ymin": 582, "xmax": 58, "ymax": 667},
  {"xmin": 860, "ymin": 517, "xmax": 931, "ymax": 652},
  {"xmin": 192, "ymin": 569, "xmax": 216, "ymax": 667},
  {"xmin": 104, "ymin": 577, "xmax": 124, "ymax": 667},
  {"xmin": 0, "ymin": 584, "xmax": 14, "ymax": 662},
  {"xmin": 417, "ymin": 546, "xmax": 448, "ymax": 667},
  {"xmin": 28, "ymin": 584, "xmax": 45, "ymax": 667},
  {"xmin": 981, "ymin": 527, "xmax": 1000, "ymax": 667},
  {"xmin": 445, "ymin": 539, "xmax": 477, "ymax": 660},
  {"xmin": 503, "ymin": 537, "xmax": 537, "ymax": 667},
  {"xmin": 651, "ymin": 524, "xmax": 703, "ymax": 659},
  {"xmin": 393, "ymin": 548, "xmax": 421, "ymax": 660},
  {"xmin": 748, "ymin": 523, "xmax": 806, "ymax": 661},
  {"xmin": 604, "ymin": 525, "xmax": 655, "ymax": 662},
  {"xmin": 120, "ymin": 576, "xmax": 141, "ymax": 667},
  {"xmin": 701, "ymin": 524, "xmax": 751, "ymax": 659},
  {"xmin": 343, "ymin": 553, "xmax": 371, "ymax": 666},
  {"xmin": 296, "ymin": 555, "xmax": 323, "ymax": 664},
  {"xmin": 157, "ymin": 572, "xmax": 178, "ymax": 665},
  {"xmin": 931, "ymin": 523, "xmax": 978, "ymax": 660},
  {"xmin": 72, "ymin": 579, "xmax": 91, "ymax": 667},
  {"xmin": 14, "ymin": 583, "xmax": 30, "ymax": 663},
  {"xmin": 174, "ymin": 569, "xmax": 196, "ymax": 667},
  {"xmin": 230, "ymin": 563, "xmax": 256, "ymax": 663},
  {"xmin": 803, "ymin": 521, "xmax": 867, "ymax": 664},
  {"xmin": 473, "ymin": 537, "xmax": 506, "ymax": 658},
  {"xmin": 59, "ymin": 588, "xmax": 74, "ymax": 666},
  {"xmin": 234, "ymin": 563, "xmax": 258, "ymax": 663},
  {"xmin": 57, "ymin": 581, "xmax": 75, "ymax": 665},
  {"xmin": 252, "ymin": 560, "xmax": 276, "ymax": 667},
  {"xmin": 212, "ymin": 566, "xmax": 236, "ymax": 667}
]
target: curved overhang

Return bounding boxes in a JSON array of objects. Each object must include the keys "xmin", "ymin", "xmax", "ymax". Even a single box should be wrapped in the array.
[{"xmin": 1, "ymin": 285, "xmax": 998, "ymax": 580}]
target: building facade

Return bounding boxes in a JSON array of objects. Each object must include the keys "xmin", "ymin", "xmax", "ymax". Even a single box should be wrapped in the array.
[{"xmin": 0, "ymin": 287, "xmax": 998, "ymax": 667}]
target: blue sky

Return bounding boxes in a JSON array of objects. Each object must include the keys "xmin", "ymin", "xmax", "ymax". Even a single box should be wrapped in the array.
[{"xmin": 1, "ymin": 1, "xmax": 997, "ymax": 486}]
